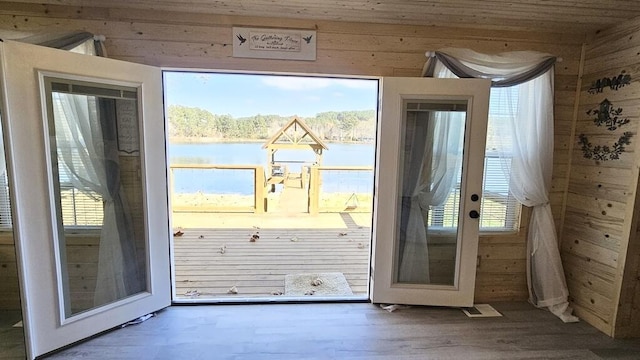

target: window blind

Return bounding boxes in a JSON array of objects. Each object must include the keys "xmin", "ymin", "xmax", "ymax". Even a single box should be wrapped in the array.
[
  {"xmin": 428, "ymin": 87, "xmax": 521, "ymax": 231},
  {"xmin": 53, "ymin": 93, "xmax": 105, "ymax": 227},
  {"xmin": 481, "ymin": 87, "xmax": 520, "ymax": 231}
]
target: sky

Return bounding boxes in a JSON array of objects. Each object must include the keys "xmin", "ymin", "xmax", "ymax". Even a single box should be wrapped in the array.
[{"xmin": 162, "ymin": 71, "xmax": 379, "ymax": 118}]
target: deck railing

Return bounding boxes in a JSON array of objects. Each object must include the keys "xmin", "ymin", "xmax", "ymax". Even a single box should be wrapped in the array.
[
  {"xmin": 169, "ymin": 164, "xmax": 376, "ymax": 215},
  {"xmin": 169, "ymin": 164, "xmax": 266, "ymax": 213},
  {"xmin": 308, "ymin": 165, "xmax": 375, "ymax": 215}
]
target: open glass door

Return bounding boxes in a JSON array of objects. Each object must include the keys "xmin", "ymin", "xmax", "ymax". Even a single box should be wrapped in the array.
[
  {"xmin": 371, "ymin": 77, "xmax": 490, "ymax": 307},
  {"xmin": 0, "ymin": 40, "xmax": 170, "ymax": 358}
]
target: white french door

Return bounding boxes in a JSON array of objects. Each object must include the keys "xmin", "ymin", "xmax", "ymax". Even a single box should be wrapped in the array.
[
  {"xmin": 0, "ymin": 39, "xmax": 489, "ymax": 358},
  {"xmin": 0, "ymin": 40, "xmax": 170, "ymax": 359},
  {"xmin": 371, "ymin": 77, "xmax": 490, "ymax": 307}
]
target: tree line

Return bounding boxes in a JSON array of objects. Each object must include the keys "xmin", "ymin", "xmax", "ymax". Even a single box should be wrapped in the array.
[{"xmin": 167, "ymin": 105, "xmax": 376, "ymax": 142}]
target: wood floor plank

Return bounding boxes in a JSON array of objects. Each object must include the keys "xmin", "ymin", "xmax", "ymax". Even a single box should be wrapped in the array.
[
  {"xmin": 0, "ymin": 310, "xmax": 26, "ymax": 360},
  {"xmin": 41, "ymin": 302, "xmax": 640, "ymax": 360}
]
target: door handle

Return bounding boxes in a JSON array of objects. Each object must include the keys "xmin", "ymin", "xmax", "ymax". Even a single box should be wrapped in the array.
[{"xmin": 469, "ymin": 210, "xmax": 480, "ymax": 219}]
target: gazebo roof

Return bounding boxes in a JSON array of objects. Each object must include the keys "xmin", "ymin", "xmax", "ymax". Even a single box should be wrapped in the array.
[{"xmin": 262, "ymin": 117, "xmax": 328, "ymax": 150}]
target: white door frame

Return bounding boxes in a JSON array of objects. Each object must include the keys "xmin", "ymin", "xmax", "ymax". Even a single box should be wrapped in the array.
[{"xmin": 0, "ymin": 40, "xmax": 171, "ymax": 359}]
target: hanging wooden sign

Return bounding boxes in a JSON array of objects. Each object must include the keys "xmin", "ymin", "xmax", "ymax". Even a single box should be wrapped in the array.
[
  {"xmin": 232, "ymin": 27, "xmax": 316, "ymax": 61},
  {"xmin": 115, "ymin": 99, "xmax": 140, "ymax": 155}
]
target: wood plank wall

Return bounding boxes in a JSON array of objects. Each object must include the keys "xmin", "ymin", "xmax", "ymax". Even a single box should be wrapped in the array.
[
  {"xmin": 0, "ymin": 233, "xmax": 20, "ymax": 310},
  {"xmin": 560, "ymin": 17, "xmax": 640, "ymax": 337},
  {"xmin": 618, "ymin": 171, "xmax": 640, "ymax": 337},
  {"xmin": 0, "ymin": 155, "xmax": 145, "ymax": 313},
  {"xmin": 0, "ymin": 3, "xmax": 585, "ymax": 307},
  {"xmin": 1, "ymin": 232, "xmax": 100, "ymax": 313},
  {"xmin": 120, "ymin": 155, "xmax": 147, "ymax": 282}
]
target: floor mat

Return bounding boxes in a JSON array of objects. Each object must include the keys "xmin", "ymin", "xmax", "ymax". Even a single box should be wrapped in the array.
[{"xmin": 284, "ymin": 272, "xmax": 353, "ymax": 296}]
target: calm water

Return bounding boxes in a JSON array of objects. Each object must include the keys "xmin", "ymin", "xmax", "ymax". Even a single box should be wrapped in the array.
[{"xmin": 169, "ymin": 142, "xmax": 375, "ymax": 195}]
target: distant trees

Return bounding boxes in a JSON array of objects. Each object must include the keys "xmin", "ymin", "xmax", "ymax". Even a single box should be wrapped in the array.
[
  {"xmin": 168, "ymin": 105, "xmax": 217, "ymax": 137},
  {"xmin": 167, "ymin": 105, "xmax": 376, "ymax": 142}
]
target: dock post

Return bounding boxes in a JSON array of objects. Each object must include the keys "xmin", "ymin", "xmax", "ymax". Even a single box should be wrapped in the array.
[
  {"xmin": 309, "ymin": 166, "xmax": 319, "ymax": 215},
  {"xmin": 255, "ymin": 166, "xmax": 265, "ymax": 213}
]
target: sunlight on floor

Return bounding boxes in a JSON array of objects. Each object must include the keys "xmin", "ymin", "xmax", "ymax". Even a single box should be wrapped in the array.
[{"xmin": 171, "ymin": 212, "xmax": 355, "ymax": 229}]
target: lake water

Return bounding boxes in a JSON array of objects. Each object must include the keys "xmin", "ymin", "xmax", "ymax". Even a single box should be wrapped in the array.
[{"xmin": 169, "ymin": 142, "xmax": 376, "ymax": 195}]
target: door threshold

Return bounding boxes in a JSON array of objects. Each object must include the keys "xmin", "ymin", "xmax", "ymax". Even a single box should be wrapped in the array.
[{"xmin": 172, "ymin": 294, "xmax": 370, "ymax": 305}]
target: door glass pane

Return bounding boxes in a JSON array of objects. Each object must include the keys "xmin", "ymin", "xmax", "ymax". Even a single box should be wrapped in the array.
[
  {"xmin": 395, "ymin": 100, "xmax": 467, "ymax": 286},
  {"xmin": 45, "ymin": 78, "xmax": 147, "ymax": 319}
]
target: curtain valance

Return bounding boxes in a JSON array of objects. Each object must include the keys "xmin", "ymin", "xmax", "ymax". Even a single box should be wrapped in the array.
[
  {"xmin": 15, "ymin": 30, "xmax": 106, "ymax": 56},
  {"xmin": 423, "ymin": 48, "xmax": 556, "ymax": 87},
  {"xmin": 423, "ymin": 48, "xmax": 578, "ymax": 323}
]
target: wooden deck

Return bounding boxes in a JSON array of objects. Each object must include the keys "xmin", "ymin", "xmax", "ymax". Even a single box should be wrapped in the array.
[{"xmin": 173, "ymin": 213, "xmax": 371, "ymax": 300}]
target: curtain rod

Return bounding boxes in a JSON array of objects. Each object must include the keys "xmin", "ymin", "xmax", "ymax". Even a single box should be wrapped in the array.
[{"xmin": 425, "ymin": 50, "xmax": 563, "ymax": 63}]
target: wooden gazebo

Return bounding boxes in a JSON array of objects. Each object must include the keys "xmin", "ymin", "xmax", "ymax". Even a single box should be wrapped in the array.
[{"xmin": 262, "ymin": 117, "xmax": 328, "ymax": 191}]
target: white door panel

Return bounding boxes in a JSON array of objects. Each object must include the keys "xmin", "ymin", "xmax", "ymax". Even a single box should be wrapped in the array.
[
  {"xmin": 0, "ymin": 40, "xmax": 170, "ymax": 359},
  {"xmin": 371, "ymin": 77, "xmax": 490, "ymax": 307}
]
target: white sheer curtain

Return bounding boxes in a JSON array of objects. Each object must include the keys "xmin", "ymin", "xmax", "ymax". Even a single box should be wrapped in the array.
[
  {"xmin": 54, "ymin": 93, "xmax": 141, "ymax": 306},
  {"xmin": 427, "ymin": 48, "xmax": 578, "ymax": 322},
  {"xmin": 424, "ymin": 62, "xmax": 466, "ymax": 209},
  {"xmin": 508, "ymin": 74, "xmax": 577, "ymax": 321},
  {"xmin": 17, "ymin": 31, "xmax": 107, "ymax": 56},
  {"xmin": 398, "ymin": 66, "xmax": 465, "ymax": 283},
  {"xmin": 398, "ymin": 113, "xmax": 432, "ymax": 283}
]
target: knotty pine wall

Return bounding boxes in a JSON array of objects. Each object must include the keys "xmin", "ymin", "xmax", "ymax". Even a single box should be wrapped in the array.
[
  {"xmin": 560, "ymin": 17, "xmax": 640, "ymax": 338},
  {"xmin": 0, "ymin": 154, "xmax": 145, "ymax": 312},
  {"xmin": 1, "ymin": 231, "xmax": 100, "ymax": 312},
  {"xmin": 0, "ymin": 233, "xmax": 20, "ymax": 310},
  {"xmin": 0, "ymin": 3, "xmax": 585, "ymax": 312}
]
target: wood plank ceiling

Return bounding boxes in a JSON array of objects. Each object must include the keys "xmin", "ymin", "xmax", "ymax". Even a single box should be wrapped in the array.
[{"xmin": 6, "ymin": 0, "xmax": 640, "ymax": 34}]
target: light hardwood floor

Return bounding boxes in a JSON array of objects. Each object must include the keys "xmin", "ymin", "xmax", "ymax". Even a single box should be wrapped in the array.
[
  {"xmin": 36, "ymin": 302, "xmax": 640, "ymax": 359},
  {"xmin": 0, "ymin": 310, "xmax": 25, "ymax": 360}
]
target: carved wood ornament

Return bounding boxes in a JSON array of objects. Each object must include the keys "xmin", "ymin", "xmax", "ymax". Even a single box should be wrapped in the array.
[{"xmin": 579, "ymin": 72, "xmax": 633, "ymax": 161}]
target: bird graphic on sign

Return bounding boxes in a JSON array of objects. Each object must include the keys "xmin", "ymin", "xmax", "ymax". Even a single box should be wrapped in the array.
[
  {"xmin": 303, "ymin": 35, "xmax": 313, "ymax": 44},
  {"xmin": 236, "ymin": 34, "xmax": 247, "ymax": 45}
]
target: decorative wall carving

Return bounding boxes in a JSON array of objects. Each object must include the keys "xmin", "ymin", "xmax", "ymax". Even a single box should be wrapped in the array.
[
  {"xmin": 578, "ymin": 132, "xmax": 633, "ymax": 161},
  {"xmin": 588, "ymin": 71, "xmax": 632, "ymax": 94},
  {"xmin": 580, "ymin": 72, "xmax": 633, "ymax": 161},
  {"xmin": 586, "ymin": 99, "xmax": 630, "ymax": 131}
]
